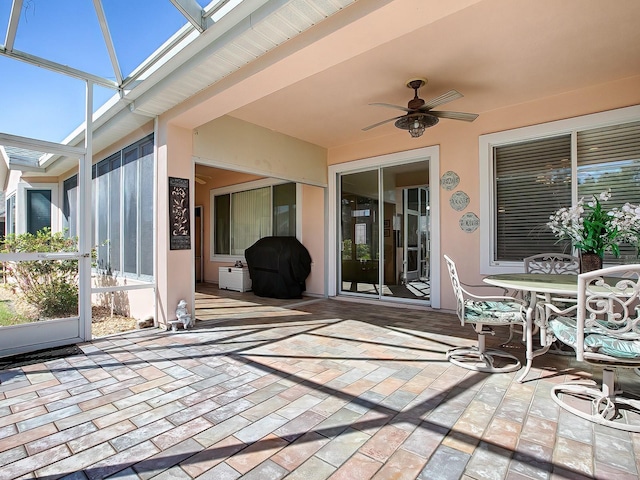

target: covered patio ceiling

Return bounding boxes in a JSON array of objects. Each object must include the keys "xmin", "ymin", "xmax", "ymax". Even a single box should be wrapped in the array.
[
  {"xmin": 202, "ymin": 0, "xmax": 640, "ymax": 149},
  {"xmin": 1, "ymin": 0, "xmax": 640, "ymax": 168}
]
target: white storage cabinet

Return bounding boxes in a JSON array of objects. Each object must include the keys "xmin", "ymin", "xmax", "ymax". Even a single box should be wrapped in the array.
[{"xmin": 218, "ymin": 266, "xmax": 252, "ymax": 292}]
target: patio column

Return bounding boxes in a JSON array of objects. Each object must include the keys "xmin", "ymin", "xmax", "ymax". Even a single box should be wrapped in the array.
[{"xmin": 155, "ymin": 120, "xmax": 194, "ymax": 328}]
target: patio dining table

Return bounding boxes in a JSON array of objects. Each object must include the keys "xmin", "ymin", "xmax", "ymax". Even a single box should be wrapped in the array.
[{"xmin": 483, "ymin": 273, "xmax": 580, "ymax": 383}]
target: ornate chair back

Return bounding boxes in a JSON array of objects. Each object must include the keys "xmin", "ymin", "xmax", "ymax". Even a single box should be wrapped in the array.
[
  {"xmin": 444, "ymin": 254, "xmax": 466, "ymax": 325},
  {"xmin": 574, "ymin": 265, "xmax": 640, "ymax": 362},
  {"xmin": 524, "ymin": 253, "xmax": 579, "ymax": 274},
  {"xmin": 547, "ymin": 264, "xmax": 640, "ymax": 432}
]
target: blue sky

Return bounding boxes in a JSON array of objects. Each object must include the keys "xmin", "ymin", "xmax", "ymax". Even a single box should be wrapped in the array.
[{"xmin": 0, "ymin": 0, "xmax": 208, "ymax": 143}]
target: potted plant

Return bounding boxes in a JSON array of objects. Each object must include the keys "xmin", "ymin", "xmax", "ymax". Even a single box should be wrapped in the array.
[{"xmin": 547, "ymin": 190, "xmax": 640, "ymax": 273}]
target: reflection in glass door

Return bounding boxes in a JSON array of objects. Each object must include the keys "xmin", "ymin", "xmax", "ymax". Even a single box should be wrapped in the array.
[
  {"xmin": 339, "ymin": 162, "xmax": 430, "ymax": 303},
  {"xmin": 404, "ymin": 188, "xmax": 419, "ymax": 282},
  {"xmin": 340, "ymin": 170, "xmax": 379, "ymax": 296}
]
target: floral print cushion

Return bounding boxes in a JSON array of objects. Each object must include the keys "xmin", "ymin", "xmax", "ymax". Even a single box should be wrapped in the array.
[
  {"xmin": 464, "ymin": 300, "xmax": 524, "ymax": 324},
  {"xmin": 549, "ymin": 316, "xmax": 640, "ymax": 359},
  {"xmin": 549, "ymin": 316, "xmax": 578, "ymax": 348},
  {"xmin": 584, "ymin": 334, "xmax": 640, "ymax": 358}
]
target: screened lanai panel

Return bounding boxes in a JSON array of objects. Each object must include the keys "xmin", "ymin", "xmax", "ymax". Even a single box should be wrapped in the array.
[
  {"xmin": 109, "ymin": 156, "xmax": 121, "ymax": 272},
  {"xmin": 97, "ymin": 160, "xmax": 110, "ymax": 270},
  {"xmin": 495, "ymin": 135, "xmax": 572, "ymax": 261},
  {"xmin": 123, "ymin": 156, "xmax": 138, "ymax": 275},
  {"xmin": 140, "ymin": 149, "xmax": 154, "ymax": 276}
]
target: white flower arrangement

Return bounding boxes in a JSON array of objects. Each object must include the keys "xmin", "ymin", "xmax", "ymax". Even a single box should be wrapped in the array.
[{"xmin": 547, "ymin": 190, "xmax": 640, "ymax": 257}]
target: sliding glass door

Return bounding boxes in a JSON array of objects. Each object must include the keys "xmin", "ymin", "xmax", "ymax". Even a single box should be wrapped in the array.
[
  {"xmin": 340, "ymin": 170, "xmax": 379, "ymax": 296},
  {"xmin": 339, "ymin": 161, "xmax": 430, "ymax": 303}
]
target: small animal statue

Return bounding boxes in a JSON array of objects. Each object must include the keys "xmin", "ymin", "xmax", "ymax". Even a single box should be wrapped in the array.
[{"xmin": 174, "ymin": 299, "xmax": 192, "ymax": 330}]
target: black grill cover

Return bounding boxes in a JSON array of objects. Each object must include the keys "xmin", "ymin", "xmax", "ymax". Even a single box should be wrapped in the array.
[{"xmin": 245, "ymin": 237, "xmax": 312, "ymax": 299}]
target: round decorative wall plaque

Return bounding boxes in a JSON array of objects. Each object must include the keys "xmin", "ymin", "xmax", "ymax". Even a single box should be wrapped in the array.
[
  {"xmin": 440, "ymin": 171, "xmax": 460, "ymax": 191},
  {"xmin": 459, "ymin": 212, "xmax": 480, "ymax": 233},
  {"xmin": 449, "ymin": 191, "xmax": 470, "ymax": 211}
]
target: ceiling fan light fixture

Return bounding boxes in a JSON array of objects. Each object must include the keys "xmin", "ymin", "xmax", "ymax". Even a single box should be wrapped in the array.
[
  {"xmin": 409, "ymin": 118, "xmax": 426, "ymax": 138},
  {"xmin": 394, "ymin": 113, "xmax": 439, "ymax": 138},
  {"xmin": 362, "ymin": 78, "xmax": 477, "ymax": 134}
]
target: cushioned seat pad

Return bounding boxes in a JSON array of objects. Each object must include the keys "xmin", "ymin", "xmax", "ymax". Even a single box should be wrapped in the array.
[
  {"xmin": 550, "ymin": 316, "xmax": 640, "ymax": 359},
  {"xmin": 464, "ymin": 300, "xmax": 524, "ymax": 324}
]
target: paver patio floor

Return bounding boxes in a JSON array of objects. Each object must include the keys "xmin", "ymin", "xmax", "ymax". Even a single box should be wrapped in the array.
[{"xmin": 1, "ymin": 285, "xmax": 639, "ymax": 479}]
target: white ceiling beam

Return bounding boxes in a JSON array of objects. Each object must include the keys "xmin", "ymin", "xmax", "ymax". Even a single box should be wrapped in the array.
[
  {"xmin": 203, "ymin": 0, "xmax": 234, "ymax": 19},
  {"xmin": 170, "ymin": 0, "xmax": 211, "ymax": 33},
  {"xmin": 4, "ymin": 0, "xmax": 23, "ymax": 52},
  {"xmin": 8, "ymin": 157, "xmax": 45, "ymax": 173},
  {"xmin": 0, "ymin": 132, "xmax": 86, "ymax": 157},
  {"xmin": 92, "ymin": 0, "xmax": 123, "ymax": 85},
  {"xmin": 0, "ymin": 48, "xmax": 118, "ymax": 90}
]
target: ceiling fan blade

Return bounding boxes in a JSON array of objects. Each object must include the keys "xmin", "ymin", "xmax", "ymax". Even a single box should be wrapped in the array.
[
  {"xmin": 369, "ymin": 103, "xmax": 411, "ymax": 113},
  {"xmin": 362, "ymin": 115, "xmax": 404, "ymax": 131},
  {"xmin": 194, "ymin": 176, "xmax": 207, "ymax": 184},
  {"xmin": 421, "ymin": 89, "xmax": 463, "ymax": 110},
  {"xmin": 429, "ymin": 110, "xmax": 478, "ymax": 122}
]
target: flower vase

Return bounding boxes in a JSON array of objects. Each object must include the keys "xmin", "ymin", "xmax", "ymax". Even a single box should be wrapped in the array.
[{"xmin": 579, "ymin": 251, "xmax": 603, "ymax": 274}]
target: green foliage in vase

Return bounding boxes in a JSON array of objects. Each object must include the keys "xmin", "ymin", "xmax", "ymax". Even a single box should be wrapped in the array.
[{"xmin": 548, "ymin": 190, "xmax": 640, "ymax": 258}]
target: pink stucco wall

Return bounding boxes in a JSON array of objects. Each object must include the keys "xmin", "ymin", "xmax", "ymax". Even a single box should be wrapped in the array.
[
  {"xmin": 156, "ymin": 122, "xmax": 194, "ymax": 327},
  {"xmin": 328, "ymin": 75, "xmax": 640, "ymax": 311}
]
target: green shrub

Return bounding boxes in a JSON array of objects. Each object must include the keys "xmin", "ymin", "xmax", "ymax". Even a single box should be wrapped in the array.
[{"xmin": 2, "ymin": 228, "xmax": 79, "ymax": 318}]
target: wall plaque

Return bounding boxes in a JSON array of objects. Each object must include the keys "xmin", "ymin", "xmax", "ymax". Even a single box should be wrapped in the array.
[
  {"xmin": 459, "ymin": 212, "xmax": 480, "ymax": 233},
  {"xmin": 450, "ymin": 191, "xmax": 470, "ymax": 211},
  {"xmin": 169, "ymin": 177, "xmax": 191, "ymax": 250},
  {"xmin": 440, "ymin": 171, "xmax": 460, "ymax": 191}
]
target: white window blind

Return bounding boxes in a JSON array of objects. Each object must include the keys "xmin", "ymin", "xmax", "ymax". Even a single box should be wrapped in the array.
[
  {"xmin": 231, "ymin": 187, "xmax": 270, "ymax": 255},
  {"xmin": 494, "ymin": 135, "xmax": 572, "ymax": 261},
  {"xmin": 213, "ymin": 182, "xmax": 297, "ymax": 257},
  {"xmin": 577, "ymin": 121, "xmax": 640, "ymax": 201},
  {"xmin": 577, "ymin": 120, "xmax": 640, "ymax": 261}
]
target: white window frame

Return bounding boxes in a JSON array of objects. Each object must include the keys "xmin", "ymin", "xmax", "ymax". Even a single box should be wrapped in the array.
[
  {"xmin": 479, "ymin": 104, "xmax": 640, "ymax": 274},
  {"xmin": 327, "ymin": 145, "xmax": 441, "ymax": 308},
  {"xmin": 16, "ymin": 182, "xmax": 59, "ymax": 235},
  {"xmin": 210, "ymin": 178, "xmax": 300, "ymax": 263},
  {"xmin": 5, "ymin": 192, "xmax": 16, "ymax": 235}
]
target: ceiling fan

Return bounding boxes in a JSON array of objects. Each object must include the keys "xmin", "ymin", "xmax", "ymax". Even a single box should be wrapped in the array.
[
  {"xmin": 194, "ymin": 173, "xmax": 211, "ymax": 185},
  {"xmin": 363, "ymin": 78, "xmax": 478, "ymax": 137}
]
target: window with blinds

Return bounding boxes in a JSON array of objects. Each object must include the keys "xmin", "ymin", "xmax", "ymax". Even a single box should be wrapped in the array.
[
  {"xmin": 213, "ymin": 182, "xmax": 297, "ymax": 257},
  {"xmin": 493, "ymin": 119, "xmax": 640, "ymax": 262},
  {"xmin": 494, "ymin": 135, "xmax": 571, "ymax": 261},
  {"xmin": 577, "ymin": 120, "xmax": 640, "ymax": 261},
  {"xmin": 231, "ymin": 187, "xmax": 270, "ymax": 255}
]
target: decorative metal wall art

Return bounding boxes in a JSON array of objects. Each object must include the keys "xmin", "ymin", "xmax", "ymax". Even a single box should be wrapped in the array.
[
  {"xmin": 459, "ymin": 212, "xmax": 480, "ymax": 233},
  {"xmin": 440, "ymin": 171, "xmax": 460, "ymax": 191},
  {"xmin": 169, "ymin": 177, "xmax": 191, "ymax": 250},
  {"xmin": 449, "ymin": 191, "xmax": 470, "ymax": 211}
]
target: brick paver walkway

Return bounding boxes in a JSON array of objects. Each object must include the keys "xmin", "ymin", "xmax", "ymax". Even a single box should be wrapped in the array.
[{"xmin": 1, "ymin": 288, "xmax": 639, "ymax": 479}]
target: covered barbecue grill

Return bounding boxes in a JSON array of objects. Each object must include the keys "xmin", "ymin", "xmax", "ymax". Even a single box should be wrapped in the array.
[{"xmin": 245, "ymin": 237, "xmax": 312, "ymax": 299}]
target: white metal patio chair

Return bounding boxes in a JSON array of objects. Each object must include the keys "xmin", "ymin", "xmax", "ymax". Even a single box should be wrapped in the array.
[
  {"xmin": 523, "ymin": 253, "xmax": 580, "ymax": 354},
  {"xmin": 444, "ymin": 254, "xmax": 526, "ymax": 373},
  {"xmin": 547, "ymin": 265, "xmax": 640, "ymax": 432},
  {"xmin": 523, "ymin": 253, "xmax": 580, "ymax": 275}
]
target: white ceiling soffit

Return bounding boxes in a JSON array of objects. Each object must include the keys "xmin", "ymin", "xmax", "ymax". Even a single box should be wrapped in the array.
[
  {"xmin": 127, "ymin": 0, "xmax": 356, "ymax": 117},
  {"xmin": 56, "ymin": 0, "xmax": 357, "ymax": 158}
]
